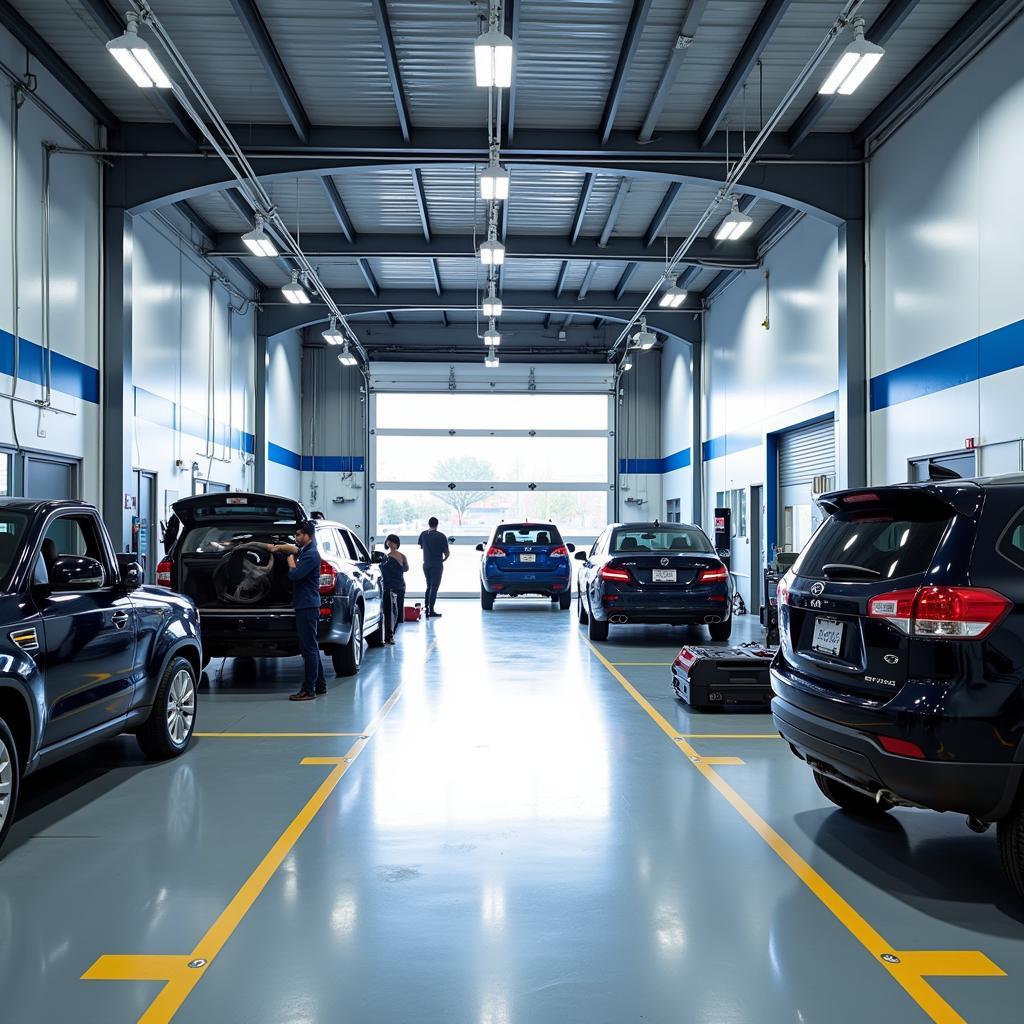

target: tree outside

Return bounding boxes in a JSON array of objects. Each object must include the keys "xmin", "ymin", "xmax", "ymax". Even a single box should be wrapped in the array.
[{"xmin": 430, "ymin": 455, "xmax": 496, "ymax": 525}]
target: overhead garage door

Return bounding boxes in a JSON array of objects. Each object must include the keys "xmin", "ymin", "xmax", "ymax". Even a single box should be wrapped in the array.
[{"xmin": 777, "ymin": 418, "xmax": 835, "ymax": 554}]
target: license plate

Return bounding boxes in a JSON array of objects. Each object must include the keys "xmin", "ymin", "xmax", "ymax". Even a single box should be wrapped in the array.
[
  {"xmin": 519, "ymin": 553, "xmax": 536, "ymax": 563},
  {"xmin": 652, "ymin": 569, "xmax": 677, "ymax": 583},
  {"xmin": 812, "ymin": 617, "xmax": 844, "ymax": 656}
]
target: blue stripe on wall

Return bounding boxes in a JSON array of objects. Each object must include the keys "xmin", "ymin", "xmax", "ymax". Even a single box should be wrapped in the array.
[
  {"xmin": 662, "ymin": 448, "xmax": 692, "ymax": 473},
  {"xmin": 618, "ymin": 449, "xmax": 692, "ymax": 475},
  {"xmin": 267, "ymin": 446, "xmax": 365, "ymax": 473},
  {"xmin": 268, "ymin": 443, "xmax": 302, "ymax": 470},
  {"xmin": 870, "ymin": 317, "xmax": 1024, "ymax": 411},
  {"xmin": 134, "ymin": 386, "xmax": 256, "ymax": 455},
  {"xmin": 0, "ymin": 330, "xmax": 100, "ymax": 403}
]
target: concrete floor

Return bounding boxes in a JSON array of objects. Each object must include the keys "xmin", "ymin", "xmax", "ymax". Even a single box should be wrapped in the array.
[{"xmin": 1, "ymin": 600, "xmax": 1022, "ymax": 1023}]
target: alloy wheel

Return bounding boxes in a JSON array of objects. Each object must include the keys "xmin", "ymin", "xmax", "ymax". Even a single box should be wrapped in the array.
[
  {"xmin": 353, "ymin": 612, "xmax": 363, "ymax": 667},
  {"xmin": 166, "ymin": 669, "xmax": 196, "ymax": 747},
  {"xmin": 0, "ymin": 736, "xmax": 11, "ymax": 832}
]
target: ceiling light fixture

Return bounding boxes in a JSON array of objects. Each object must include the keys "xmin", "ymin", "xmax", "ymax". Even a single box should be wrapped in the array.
[
  {"xmin": 632, "ymin": 318, "xmax": 657, "ymax": 349},
  {"xmin": 322, "ymin": 319, "xmax": 345, "ymax": 346},
  {"xmin": 282, "ymin": 270, "xmax": 310, "ymax": 305},
  {"xmin": 483, "ymin": 320, "xmax": 501, "ymax": 347},
  {"xmin": 479, "ymin": 237, "xmax": 506, "ymax": 266},
  {"xmin": 658, "ymin": 277, "xmax": 688, "ymax": 308},
  {"xmin": 338, "ymin": 342, "xmax": 358, "ymax": 367},
  {"xmin": 714, "ymin": 197, "xmax": 754, "ymax": 241},
  {"xmin": 484, "ymin": 347, "xmax": 500, "ymax": 369},
  {"xmin": 620, "ymin": 356, "xmax": 633, "ymax": 372},
  {"xmin": 482, "ymin": 284, "xmax": 502, "ymax": 318},
  {"xmin": 480, "ymin": 158, "xmax": 510, "ymax": 201},
  {"xmin": 106, "ymin": 12, "xmax": 172, "ymax": 89},
  {"xmin": 241, "ymin": 215, "xmax": 278, "ymax": 257},
  {"xmin": 819, "ymin": 18, "xmax": 883, "ymax": 96},
  {"xmin": 474, "ymin": 26, "xmax": 513, "ymax": 88}
]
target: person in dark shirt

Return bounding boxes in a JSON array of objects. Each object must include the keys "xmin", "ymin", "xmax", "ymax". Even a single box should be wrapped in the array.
[
  {"xmin": 380, "ymin": 534, "xmax": 408, "ymax": 644},
  {"xmin": 283, "ymin": 521, "xmax": 326, "ymax": 701},
  {"xmin": 417, "ymin": 517, "xmax": 450, "ymax": 618}
]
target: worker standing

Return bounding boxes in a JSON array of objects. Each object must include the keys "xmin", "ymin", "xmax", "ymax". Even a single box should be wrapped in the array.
[
  {"xmin": 417, "ymin": 516, "xmax": 450, "ymax": 618},
  {"xmin": 286, "ymin": 520, "xmax": 326, "ymax": 700},
  {"xmin": 380, "ymin": 534, "xmax": 408, "ymax": 644}
]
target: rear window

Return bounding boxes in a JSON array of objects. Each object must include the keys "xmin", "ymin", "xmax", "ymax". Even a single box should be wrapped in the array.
[
  {"xmin": 794, "ymin": 501, "xmax": 952, "ymax": 581},
  {"xmin": 179, "ymin": 500, "xmax": 301, "ymax": 521},
  {"xmin": 0, "ymin": 512, "xmax": 27, "ymax": 585},
  {"xmin": 181, "ymin": 522, "xmax": 297, "ymax": 554},
  {"xmin": 611, "ymin": 527, "xmax": 712, "ymax": 554},
  {"xmin": 493, "ymin": 524, "xmax": 563, "ymax": 546}
]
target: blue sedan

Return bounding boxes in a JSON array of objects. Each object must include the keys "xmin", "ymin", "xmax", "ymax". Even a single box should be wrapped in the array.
[{"xmin": 476, "ymin": 523, "xmax": 575, "ymax": 610}]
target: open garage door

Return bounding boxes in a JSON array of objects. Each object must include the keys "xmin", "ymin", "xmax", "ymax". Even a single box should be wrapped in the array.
[{"xmin": 777, "ymin": 418, "xmax": 836, "ymax": 556}]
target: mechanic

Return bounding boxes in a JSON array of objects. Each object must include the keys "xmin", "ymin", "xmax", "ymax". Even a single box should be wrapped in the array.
[
  {"xmin": 380, "ymin": 534, "xmax": 408, "ymax": 644},
  {"xmin": 284, "ymin": 520, "xmax": 326, "ymax": 701},
  {"xmin": 417, "ymin": 517, "xmax": 449, "ymax": 619}
]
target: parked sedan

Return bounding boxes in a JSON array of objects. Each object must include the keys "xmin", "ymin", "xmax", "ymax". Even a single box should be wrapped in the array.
[
  {"xmin": 576, "ymin": 522, "xmax": 733, "ymax": 641},
  {"xmin": 476, "ymin": 522, "xmax": 575, "ymax": 609}
]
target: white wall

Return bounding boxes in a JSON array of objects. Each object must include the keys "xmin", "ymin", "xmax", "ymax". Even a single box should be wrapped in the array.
[
  {"xmin": 265, "ymin": 330, "xmax": 302, "ymax": 499},
  {"xmin": 702, "ymin": 216, "xmax": 840, "ymax": 607},
  {"xmin": 659, "ymin": 337, "xmax": 693, "ymax": 523},
  {"xmin": 0, "ymin": 25, "xmax": 102, "ymax": 500},
  {"xmin": 616, "ymin": 347, "xmax": 661, "ymax": 522},
  {"xmin": 868, "ymin": 15, "xmax": 1024, "ymax": 483}
]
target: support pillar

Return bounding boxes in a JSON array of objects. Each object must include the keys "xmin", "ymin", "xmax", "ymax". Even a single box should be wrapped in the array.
[
  {"xmin": 254, "ymin": 332, "xmax": 268, "ymax": 493},
  {"xmin": 837, "ymin": 218, "xmax": 867, "ymax": 489},
  {"xmin": 691, "ymin": 332, "xmax": 703, "ymax": 526}
]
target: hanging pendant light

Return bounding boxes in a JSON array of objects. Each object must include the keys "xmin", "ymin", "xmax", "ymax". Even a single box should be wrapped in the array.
[
  {"xmin": 106, "ymin": 13, "xmax": 172, "ymax": 89},
  {"xmin": 282, "ymin": 270, "xmax": 310, "ymax": 304},
  {"xmin": 819, "ymin": 18, "xmax": 884, "ymax": 96},
  {"xmin": 714, "ymin": 197, "xmax": 754, "ymax": 241}
]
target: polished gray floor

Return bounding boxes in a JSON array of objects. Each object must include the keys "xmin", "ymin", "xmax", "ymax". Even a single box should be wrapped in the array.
[{"xmin": 1, "ymin": 600, "xmax": 1022, "ymax": 1023}]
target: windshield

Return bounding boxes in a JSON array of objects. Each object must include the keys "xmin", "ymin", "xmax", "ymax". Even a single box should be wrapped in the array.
[
  {"xmin": 493, "ymin": 524, "xmax": 563, "ymax": 546},
  {"xmin": 0, "ymin": 512, "xmax": 27, "ymax": 586},
  {"xmin": 181, "ymin": 522, "xmax": 297, "ymax": 554},
  {"xmin": 611, "ymin": 526, "xmax": 712, "ymax": 554}
]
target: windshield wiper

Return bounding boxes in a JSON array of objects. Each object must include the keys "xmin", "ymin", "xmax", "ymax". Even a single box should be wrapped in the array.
[{"xmin": 821, "ymin": 563, "xmax": 881, "ymax": 580}]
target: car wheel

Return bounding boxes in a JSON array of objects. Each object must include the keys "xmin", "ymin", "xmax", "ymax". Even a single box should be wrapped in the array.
[
  {"xmin": 997, "ymin": 800, "xmax": 1024, "ymax": 899},
  {"xmin": 138, "ymin": 656, "xmax": 198, "ymax": 760},
  {"xmin": 558, "ymin": 592, "xmax": 572, "ymax": 611},
  {"xmin": 332, "ymin": 607, "xmax": 363, "ymax": 677},
  {"xmin": 0, "ymin": 717, "xmax": 21, "ymax": 854},
  {"xmin": 481, "ymin": 589, "xmax": 495, "ymax": 611},
  {"xmin": 578, "ymin": 593, "xmax": 589, "ymax": 624},
  {"xmin": 201, "ymin": 653, "xmax": 211, "ymax": 670},
  {"xmin": 708, "ymin": 618, "xmax": 732, "ymax": 642},
  {"xmin": 588, "ymin": 607, "xmax": 609, "ymax": 641},
  {"xmin": 813, "ymin": 770, "xmax": 891, "ymax": 816}
]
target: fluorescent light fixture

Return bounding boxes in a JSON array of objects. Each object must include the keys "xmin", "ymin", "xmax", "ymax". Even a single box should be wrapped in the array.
[
  {"xmin": 282, "ymin": 270, "xmax": 310, "ymax": 305},
  {"xmin": 480, "ymin": 161, "xmax": 510, "ymax": 201},
  {"xmin": 620, "ymin": 356, "xmax": 633, "ymax": 372},
  {"xmin": 106, "ymin": 14, "xmax": 172, "ymax": 89},
  {"xmin": 658, "ymin": 277, "xmax": 688, "ymax": 308},
  {"xmin": 338, "ymin": 343, "xmax": 358, "ymax": 367},
  {"xmin": 482, "ymin": 287, "xmax": 502, "ymax": 317},
  {"xmin": 714, "ymin": 198, "xmax": 754, "ymax": 241},
  {"xmin": 632, "ymin": 320, "xmax": 658, "ymax": 349},
  {"xmin": 483, "ymin": 320, "xmax": 501, "ymax": 347},
  {"xmin": 322, "ymin": 319, "xmax": 345, "ymax": 346},
  {"xmin": 474, "ymin": 27, "xmax": 513, "ymax": 88},
  {"xmin": 242, "ymin": 216, "xmax": 278, "ymax": 257},
  {"xmin": 479, "ymin": 238, "xmax": 506, "ymax": 266},
  {"xmin": 484, "ymin": 347, "xmax": 500, "ymax": 369},
  {"xmin": 819, "ymin": 19, "xmax": 883, "ymax": 96}
]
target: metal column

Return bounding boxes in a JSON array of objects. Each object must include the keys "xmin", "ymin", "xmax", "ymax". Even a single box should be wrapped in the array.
[
  {"xmin": 837, "ymin": 219, "xmax": 867, "ymax": 489},
  {"xmin": 254, "ymin": 332, "xmax": 268, "ymax": 492},
  {"xmin": 691, "ymin": 333, "xmax": 703, "ymax": 526}
]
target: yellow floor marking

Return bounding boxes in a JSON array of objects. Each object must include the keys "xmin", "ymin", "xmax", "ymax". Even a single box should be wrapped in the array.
[
  {"xmin": 585, "ymin": 639, "xmax": 1005, "ymax": 1024},
  {"xmin": 610, "ymin": 661, "xmax": 673, "ymax": 666},
  {"xmin": 680, "ymin": 733, "xmax": 780, "ymax": 740},
  {"xmin": 695, "ymin": 755, "xmax": 745, "ymax": 766},
  {"xmin": 83, "ymin": 684, "xmax": 404, "ymax": 1023},
  {"xmin": 194, "ymin": 731, "xmax": 364, "ymax": 738}
]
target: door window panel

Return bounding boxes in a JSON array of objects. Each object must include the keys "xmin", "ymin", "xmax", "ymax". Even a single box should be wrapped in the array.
[
  {"xmin": 43, "ymin": 516, "xmax": 109, "ymax": 585},
  {"xmin": 376, "ymin": 393, "xmax": 608, "ymax": 431}
]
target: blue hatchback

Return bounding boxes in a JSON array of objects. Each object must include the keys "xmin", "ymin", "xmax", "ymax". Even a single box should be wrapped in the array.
[{"xmin": 476, "ymin": 523, "xmax": 575, "ymax": 610}]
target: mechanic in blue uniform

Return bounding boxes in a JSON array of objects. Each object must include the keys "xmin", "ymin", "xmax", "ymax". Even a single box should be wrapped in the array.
[{"xmin": 287, "ymin": 520, "xmax": 326, "ymax": 701}]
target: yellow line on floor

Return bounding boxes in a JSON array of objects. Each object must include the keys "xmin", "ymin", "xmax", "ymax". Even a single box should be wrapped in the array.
[
  {"xmin": 194, "ymin": 732, "xmax": 364, "ymax": 738},
  {"xmin": 610, "ymin": 661, "xmax": 673, "ymax": 666},
  {"xmin": 82, "ymin": 678, "xmax": 409, "ymax": 1022},
  {"xmin": 584, "ymin": 638, "xmax": 1004, "ymax": 1024},
  {"xmin": 680, "ymin": 733, "xmax": 780, "ymax": 740}
]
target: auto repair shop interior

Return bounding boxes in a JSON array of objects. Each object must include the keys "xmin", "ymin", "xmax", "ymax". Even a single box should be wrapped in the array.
[{"xmin": 1, "ymin": 0, "xmax": 1024, "ymax": 1021}]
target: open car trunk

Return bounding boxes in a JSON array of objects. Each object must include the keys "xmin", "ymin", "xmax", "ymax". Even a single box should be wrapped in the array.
[{"xmin": 180, "ymin": 550, "xmax": 294, "ymax": 609}]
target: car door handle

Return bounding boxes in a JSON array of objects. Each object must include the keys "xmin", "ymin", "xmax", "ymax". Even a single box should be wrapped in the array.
[{"xmin": 112, "ymin": 612, "xmax": 130, "ymax": 630}]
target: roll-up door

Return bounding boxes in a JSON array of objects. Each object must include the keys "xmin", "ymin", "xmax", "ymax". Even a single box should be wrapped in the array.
[{"xmin": 777, "ymin": 418, "xmax": 835, "ymax": 554}]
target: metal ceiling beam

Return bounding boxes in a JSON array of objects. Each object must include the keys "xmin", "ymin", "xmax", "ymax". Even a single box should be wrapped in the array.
[
  {"xmin": 411, "ymin": 168, "xmax": 432, "ymax": 242},
  {"xmin": 600, "ymin": 0, "xmax": 657, "ymax": 143},
  {"xmin": 369, "ymin": 0, "xmax": 412, "ymax": 142},
  {"xmin": 855, "ymin": 0, "xmax": 1022, "ymax": 145},
  {"xmin": 441, "ymin": 310, "xmax": 449, "ymax": 327},
  {"xmin": 638, "ymin": 0, "xmax": 710, "ymax": 141},
  {"xmin": 753, "ymin": 204, "xmax": 804, "ymax": 253},
  {"xmin": 569, "ymin": 173, "xmax": 596, "ymax": 244},
  {"xmin": 676, "ymin": 265, "xmax": 701, "ymax": 290},
  {"xmin": 504, "ymin": 0, "xmax": 521, "ymax": 142},
  {"xmin": 614, "ymin": 262, "xmax": 639, "ymax": 300},
  {"xmin": 555, "ymin": 261, "xmax": 570, "ymax": 297},
  {"xmin": 430, "ymin": 258, "xmax": 442, "ymax": 296},
  {"xmin": 578, "ymin": 261, "xmax": 599, "ymax": 299},
  {"xmin": 321, "ymin": 177, "xmax": 356, "ymax": 243},
  {"xmin": 227, "ymin": 0, "xmax": 310, "ymax": 143},
  {"xmin": 599, "ymin": 177, "xmax": 631, "ymax": 247},
  {"xmin": 358, "ymin": 258, "xmax": 380, "ymax": 296},
  {"xmin": 698, "ymin": 0, "xmax": 794, "ymax": 148},
  {"xmin": 787, "ymin": 0, "xmax": 921, "ymax": 148},
  {"xmin": 0, "ymin": 0, "xmax": 119, "ymax": 129},
  {"xmin": 703, "ymin": 268, "xmax": 745, "ymax": 302},
  {"xmin": 644, "ymin": 182, "xmax": 683, "ymax": 248},
  {"xmin": 77, "ymin": 0, "xmax": 200, "ymax": 144},
  {"xmin": 384, "ymin": 311, "xmax": 396, "ymax": 327}
]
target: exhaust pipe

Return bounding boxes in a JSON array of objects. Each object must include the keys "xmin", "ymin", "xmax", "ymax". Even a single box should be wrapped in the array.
[
  {"xmin": 704, "ymin": 615, "xmax": 722, "ymax": 624},
  {"xmin": 609, "ymin": 615, "xmax": 628, "ymax": 624}
]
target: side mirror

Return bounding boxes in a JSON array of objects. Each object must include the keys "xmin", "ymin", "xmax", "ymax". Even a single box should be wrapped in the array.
[
  {"xmin": 475, "ymin": 543, "xmax": 484, "ymax": 552},
  {"xmin": 567, "ymin": 543, "xmax": 576, "ymax": 552},
  {"xmin": 116, "ymin": 553, "xmax": 144, "ymax": 591},
  {"xmin": 371, "ymin": 550, "xmax": 386, "ymax": 564},
  {"xmin": 574, "ymin": 550, "xmax": 587, "ymax": 561},
  {"xmin": 50, "ymin": 555, "xmax": 105, "ymax": 592}
]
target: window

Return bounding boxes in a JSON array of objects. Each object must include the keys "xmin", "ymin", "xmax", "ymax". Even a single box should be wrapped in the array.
[
  {"xmin": 492, "ymin": 524, "xmax": 564, "ymax": 546},
  {"xmin": 0, "ymin": 511, "xmax": 28, "ymax": 586},
  {"xmin": 180, "ymin": 523, "xmax": 296, "ymax": 553},
  {"xmin": 998, "ymin": 509, "xmax": 1024, "ymax": 571},
  {"xmin": 610, "ymin": 526, "xmax": 712, "ymax": 554},
  {"xmin": 665, "ymin": 498, "xmax": 681, "ymax": 524},
  {"xmin": 318, "ymin": 529, "xmax": 339, "ymax": 557},
  {"xmin": 42, "ymin": 515, "xmax": 110, "ymax": 586},
  {"xmin": 715, "ymin": 489, "xmax": 747, "ymax": 538}
]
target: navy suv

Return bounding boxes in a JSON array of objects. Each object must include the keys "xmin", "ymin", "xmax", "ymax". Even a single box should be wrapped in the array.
[
  {"xmin": 771, "ymin": 477, "xmax": 1024, "ymax": 897},
  {"xmin": 0, "ymin": 500, "xmax": 202, "ymax": 853}
]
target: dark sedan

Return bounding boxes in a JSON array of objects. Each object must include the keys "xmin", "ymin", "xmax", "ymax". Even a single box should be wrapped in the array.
[{"xmin": 575, "ymin": 522, "xmax": 733, "ymax": 641}]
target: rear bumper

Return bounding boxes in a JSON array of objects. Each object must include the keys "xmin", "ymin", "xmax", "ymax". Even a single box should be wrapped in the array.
[
  {"xmin": 771, "ymin": 685, "xmax": 1022, "ymax": 821},
  {"xmin": 198, "ymin": 609, "xmax": 347, "ymax": 657},
  {"xmin": 481, "ymin": 571, "xmax": 569, "ymax": 596},
  {"xmin": 595, "ymin": 592, "xmax": 729, "ymax": 624}
]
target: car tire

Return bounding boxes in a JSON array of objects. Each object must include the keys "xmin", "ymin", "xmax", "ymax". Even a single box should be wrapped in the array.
[
  {"xmin": 201, "ymin": 653, "xmax": 211, "ymax": 670},
  {"xmin": 813, "ymin": 770, "xmax": 892, "ymax": 816},
  {"xmin": 481, "ymin": 589, "xmax": 495, "ymax": 611},
  {"xmin": 137, "ymin": 656, "xmax": 198, "ymax": 760},
  {"xmin": 332, "ymin": 606, "xmax": 363, "ymax": 677},
  {"xmin": 578, "ymin": 593, "xmax": 589, "ymax": 624},
  {"xmin": 997, "ymin": 800, "xmax": 1024, "ymax": 899},
  {"xmin": 558, "ymin": 592, "xmax": 572, "ymax": 611},
  {"xmin": 0, "ymin": 716, "xmax": 21, "ymax": 854},
  {"xmin": 708, "ymin": 618, "xmax": 733, "ymax": 642},
  {"xmin": 588, "ymin": 607, "xmax": 609, "ymax": 641}
]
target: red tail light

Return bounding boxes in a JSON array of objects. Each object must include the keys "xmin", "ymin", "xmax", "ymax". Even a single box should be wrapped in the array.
[
  {"xmin": 600, "ymin": 565, "xmax": 632, "ymax": 583},
  {"xmin": 869, "ymin": 586, "xmax": 1010, "ymax": 639},
  {"xmin": 156, "ymin": 559, "xmax": 173, "ymax": 587},
  {"xmin": 877, "ymin": 735, "xmax": 925, "ymax": 759},
  {"xmin": 550, "ymin": 545, "xmax": 568, "ymax": 557},
  {"xmin": 842, "ymin": 492, "xmax": 880, "ymax": 505},
  {"xmin": 776, "ymin": 573, "xmax": 790, "ymax": 607},
  {"xmin": 319, "ymin": 561, "xmax": 338, "ymax": 595},
  {"xmin": 486, "ymin": 546, "xmax": 506, "ymax": 557},
  {"xmin": 697, "ymin": 566, "xmax": 729, "ymax": 584}
]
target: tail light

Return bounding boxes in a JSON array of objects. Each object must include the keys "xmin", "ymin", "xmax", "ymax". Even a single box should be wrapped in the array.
[
  {"xmin": 486, "ymin": 546, "xmax": 506, "ymax": 557},
  {"xmin": 776, "ymin": 573, "xmax": 791, "ymax": 607},
  {"xmin": 156, "ymin": 559, "xmax": 173, "ymax": 587},
  {"xmin": 600, "ymin": 565, "xmax": 632, "ymax": 583},
  {"xmin": 319, "ymin": 561, "xmax": 338, "ymax": 595},
  {"xmin": 842, "ymin": 492, "xmax": 880, "ymax": 505},
  {"xmin": 869, "ymin": 586, "xmax": 1010, "ymax": 639},
  {"xmin": 550, "ymin": 545, "xmax": 568, "ymax": 558},
  {"xmin": 697, "ymin": 565, "xmax": 728, "ymax": 584},
  {"xmin": 877, "ymin": 735, "xmax": 926, "ymax": 759}
]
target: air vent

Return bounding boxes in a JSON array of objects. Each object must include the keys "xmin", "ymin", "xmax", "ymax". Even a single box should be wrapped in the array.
[{"xmin": 10, "ymin": 627, "xmax": 39, "ymax": 653}]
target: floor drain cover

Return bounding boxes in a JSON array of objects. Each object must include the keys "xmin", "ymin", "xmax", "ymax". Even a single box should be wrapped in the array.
[
  {"xmin": 880, "ymin": 953, "xmax": 901, "ymax": 965},
  {"xmin": 188, "ymin": 959, "xmax": 207, "ymax": 969}
]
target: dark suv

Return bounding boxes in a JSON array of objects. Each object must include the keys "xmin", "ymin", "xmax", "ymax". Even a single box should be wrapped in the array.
[
  {"xmin": 771, "ymin": 477, "xmax": 1024, "ymax": 896},
  {"xmin": 159, "ymin": 493, "xmax": 383, "ymax": 676},
  {"xmin": 0, "ymin": 500, "xmax": 202, "ymax": 853}
]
